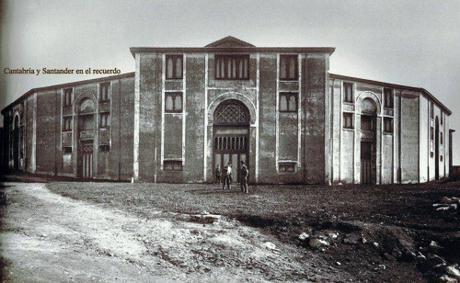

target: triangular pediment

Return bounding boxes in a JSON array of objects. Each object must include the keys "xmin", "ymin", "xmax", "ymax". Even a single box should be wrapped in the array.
[{"xmin": 205, "ymin": 36, "xmax": 255, "ymax": 48}]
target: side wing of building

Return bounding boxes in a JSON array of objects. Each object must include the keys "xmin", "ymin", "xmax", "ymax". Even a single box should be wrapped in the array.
[
  {"xmin": 327, "ymin": 74, "xmax": 452, "ymax": 184},
  {"xmin": 1, "ymin": 73, "xmax": 135, "ymax": 180}
]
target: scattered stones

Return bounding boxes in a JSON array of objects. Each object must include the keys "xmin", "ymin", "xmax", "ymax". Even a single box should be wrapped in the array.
[
  {"xmin": 438, "ymin": 275, "xmax": 458, "ymax": 283},
  {"xmin": 309, "ymin": 238, "xmax": 330, "ymax": 250},
  {"xmin": 446, "ymin": 265, "xmax": 460, "ymax": 278},
  {"xmin": 263, "ymin": 242, "xmax": 278, "ymax": 251},
  {"xmin": 298, "ymin": 232, "xmax": 310, "ymax": 241}
]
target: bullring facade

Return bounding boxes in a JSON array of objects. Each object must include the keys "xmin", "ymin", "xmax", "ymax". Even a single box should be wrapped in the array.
[{"xmin": 1, "ymin": 36, "xmax": 454, "ymax": 184}]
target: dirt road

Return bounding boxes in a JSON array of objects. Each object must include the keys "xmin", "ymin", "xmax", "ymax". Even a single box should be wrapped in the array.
[{"xmin": 0, "ymin": 183, "xmax": 352, "ymax": 282}]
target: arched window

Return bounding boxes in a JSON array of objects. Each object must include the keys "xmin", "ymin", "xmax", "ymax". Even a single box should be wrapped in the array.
[
  {"xmin": 79, "ymin": 99, "xmax": 95, "ymax": 113},
  {"xmin": 214, "ymin": 100, "xmax": 250, "ymax": 126}
]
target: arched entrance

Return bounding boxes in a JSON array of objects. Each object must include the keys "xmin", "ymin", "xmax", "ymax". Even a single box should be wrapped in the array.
[
  {"xmin": 12, "ymin": 115, "xmax": 21, "ymax": 171},
  {"xmin": 435, "ymin": 117, "xmax": 440, "ymax": 180},
  {"xmin": 213, "ymin": 100, "xmax": 250, "ymax": 183},
  {"xmin": 360, "ymin": 98, "xmax": 377, "ymax": 184},
  {"xmin": 77, "ymin": 99, "xmax": 96, "ymax": 179}
]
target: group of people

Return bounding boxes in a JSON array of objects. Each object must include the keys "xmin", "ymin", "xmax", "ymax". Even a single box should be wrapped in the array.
[{"xmin": 215, "ymin": 161, "xmax": 249, "ymax": 193}]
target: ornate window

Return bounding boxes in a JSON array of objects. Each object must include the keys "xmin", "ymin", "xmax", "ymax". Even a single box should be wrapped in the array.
[
  {"xmin": 100, "ymin": 112, "xmax": 110, "ymax": 128},
  {"xmin": 63, "ymin": 116, "xmax": 72, "ymax": 131},
  {"xmin": 215, "ymin": 55, "xmax": 249, "ymax": 80},
  {"xmin": 384, "ymin": 117, "xmax": 393, "ymax": 133},
  {"xmin": 99, "ymin": 82, "xmax": 110, "ymax": 102},
  {"xmin": 279, "ymin": 55, "xmax": 298, "ymax": 80},
  {"xmin": 343, "ymin": 113, "xmax": 354, "ymax": 129},
  {"xmin": 79, "ymin": 99, "xmax": 95, "ymax": 114},
  {"xmin": 214, "ymin": 100, "xmax": 250, "ymax": 126},
  {"xmin": 279, "ymin": 92, "xmax": 298, "ymax": 112},
  {"xmin": 166, "ymin": 55, "xmax": 183, "ymax": 79},
  {"xmin": 384, "ymin": 88, "xmax": 393, "ymax": 108},
  {"xmin": 343, "ymin": 82, "xmax": 354, "ymax": 103},
  {"xmin": 165, "ymin": 92, "xmax": 183, "ymax": 113},
  {"xmin": 64, "ymin": 88, "xmax": 73, "ymax": 107}
]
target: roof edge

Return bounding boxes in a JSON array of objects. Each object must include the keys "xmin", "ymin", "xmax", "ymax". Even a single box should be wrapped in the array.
[
  {"xmin": 1, "ymin": 72, "xmax": 134, "ymax": 115},
  {"xmin": 129, "ymin": 47, "xmax": 336, "ymax": 57},
  {"xmin": 329, "ymin": 73, "xmax": 452, "ymax": 115}
]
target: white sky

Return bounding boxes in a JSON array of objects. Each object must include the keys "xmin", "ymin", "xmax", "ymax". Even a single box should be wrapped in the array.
[{"xmin": 1, "ymin": 0, "xmax": 459, "ymax": 163}]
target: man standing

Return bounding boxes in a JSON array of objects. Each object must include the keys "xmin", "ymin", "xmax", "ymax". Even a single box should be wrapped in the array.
[
  {"xmin": 215, "ymin": 165, "xmax": 221, "ymax": 184},
  {"xmin": 222, "ymin": 162, "xmax": 232, "ymax": 190},
  {"xmin": 240, "ymin": 161, "xmax": 249, "ymax": 193}
]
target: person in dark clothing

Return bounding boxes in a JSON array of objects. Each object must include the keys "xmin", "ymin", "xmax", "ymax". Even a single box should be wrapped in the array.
[
  {"xmin": 215, "ymin": 165, "xmax": 221, "ymax": 184},
  {"xmin": 240, "ymin": 161, "xmax": 249, "ymax": 193}
]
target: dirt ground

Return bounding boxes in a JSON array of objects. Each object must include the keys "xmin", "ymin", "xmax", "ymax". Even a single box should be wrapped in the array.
[
  {"xmin": 0, "ymin": 182, "xmax": 351, "ymax": 282},
  {"xmin": 1, "ymin": 181, "xmax": 460, "ymax": 282}
]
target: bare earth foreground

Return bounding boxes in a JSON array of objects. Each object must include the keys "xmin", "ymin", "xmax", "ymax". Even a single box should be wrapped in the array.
[
  {"xmin": 0, "ymin": 182, "xmax": 350, "ymax": 282},
  {"xmin": 1, "ymin": 181, "xmax": 460, "ymax": 282}
]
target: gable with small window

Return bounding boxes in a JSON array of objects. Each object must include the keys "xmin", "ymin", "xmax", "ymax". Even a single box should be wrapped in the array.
[
  {"xmin": 215, "ymin": 55, "xmax": 249, "ymax": 80},
  {"xmin": 343, "ymin": 82, "xmax": 354, "ymax": 103},
  {"xmin": 279, "ymin": 55, "xmax": 298, "ymax": 80},
  {"xmin": 165, "ymin": 92, "xmax": 183, "ymax": 113},
  {"xmin": 166, "ymin": 55, "xmax": 183, "ymax": 79}
]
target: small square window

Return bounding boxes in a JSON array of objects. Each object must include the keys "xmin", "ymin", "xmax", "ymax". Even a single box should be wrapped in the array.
[
  {"xmin": 279, "ymin": 92, "xmax": 298, "ymax": 112},
  {"xmin": 63, "ymin": 116, "xmax": 72, "ymax": 131},
  {"xmin": 279, "ymin": 55, "xmax": 298, "ymax": 80},
  {"xmin": 431, "ymin": 127, "xmax": 434, "ymax": 140},
  {"xmin": 384, "ymin": 88, "xmax": 393, "ymax": 108},
  {"xmin": 343, "ymin": 82, "xmax": 354, "ymax": 103},
  {"xmin": 279, "ymin": 162, "xmax": 296, "ymax": 173},
  {"xmin": 166, "ymin": 55, "xmax": 183, "ymax": 79},
  {"xmin": 343, "ymin": 113, "xmax": 354, "ymax": 129},
  {"xmin": 99, "ymin": 145, "xmax": 110, "ymax": 152},
  {"xmin": 384, "ymin": 117, "xmax": 393, "ymax": 133},
  {"xmin": 63, "ymin": 146, "xmax": 72, "ymax": 154},
  {"xmin": 164, "ymin": 160, "xmax": 183, "ymax": 171},
  {"xmin": 63, "ymin": 88, "xmax": 73, "ymax": 107},
  {"xmin": 165, "ymin": 92, "xmax": 183, "ymax": 113},
  {"xmin": 99, "ymin": 82, "xmax": 110, "ymax": 102},
  {"xmin": 440, "ymin": 155, "xmax": 443, "ymax": 162},
  {"xmin": 430, "ymin": 151, "xmax": 434, "ymax": 158},
  {"xmin": 100, "ymin": 112, "xmax": 110, "ymax": 128}
]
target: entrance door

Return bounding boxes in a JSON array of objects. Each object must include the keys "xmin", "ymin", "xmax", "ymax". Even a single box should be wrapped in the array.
[
  {"xmin": 213, "ymin": 100, "xmax": 250, "ymax": 183},
  {"xmin": 13, "ymin": 116, "xmax": 20, "ymax": 170},
  {"xmin": 361, "ymin": 141, "xmax": 376, "ymax": 184},
  {"xmin": 214, "ymin": 131, "xmax": 248, "ymax": 183},
  {"xmin": 79, "ymin": 142, "xmax": 93, "ymax": 179}
]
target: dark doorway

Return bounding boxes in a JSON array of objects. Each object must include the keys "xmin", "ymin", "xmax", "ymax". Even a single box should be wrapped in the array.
[
  {"xmin": 78, "ymin": 141, "xmax": 93, "ymax": 179},
  {"xmin": 213, "ymin": 100, "xmax": 250, "ymax": 183},
  {"xmin": 435, "ymin": 117, "xmax": 440, "ymax": 180},
  {"xmin": 360, "ymin": 98, "xmax": 378, "ymax": 185},
  {"xmin": 12, "ymin": 115, "xmax": 20, "ymax": 171},
  {"xmin": 361, "ymin": 141, "xmax": 376, "ymax": 184}
]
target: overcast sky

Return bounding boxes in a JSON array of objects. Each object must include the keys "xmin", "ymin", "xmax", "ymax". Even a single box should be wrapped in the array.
[{"xmin": 1, "ymin": 0, "xmax": 459, "ymax": 163}]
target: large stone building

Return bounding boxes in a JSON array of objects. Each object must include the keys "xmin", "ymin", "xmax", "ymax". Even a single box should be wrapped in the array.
[{"xmin": 1, "ymin": 36, "xmax": 454, "ymax": 184}]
